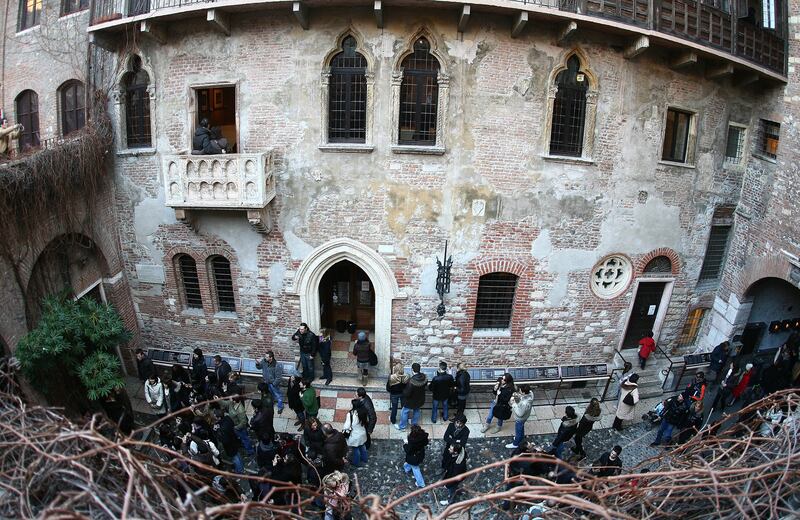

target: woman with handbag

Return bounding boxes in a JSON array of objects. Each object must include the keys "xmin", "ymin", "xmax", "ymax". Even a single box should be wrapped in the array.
[
  {"xmin": 481, "ymin": 373, "xmax": 515, "ymax": 434},
  {"xmin": 342, "ymin": 403, "xmax": 369, "ymax": 468},
  {"xmin": 613, "ymin": 373, "xmax": 640, "ymax": 431}
]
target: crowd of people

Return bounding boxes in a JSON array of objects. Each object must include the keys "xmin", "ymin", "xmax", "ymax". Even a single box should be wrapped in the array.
[{"xmin": 120, "ymin": 324, "xmax": 800, "ymax": 518}]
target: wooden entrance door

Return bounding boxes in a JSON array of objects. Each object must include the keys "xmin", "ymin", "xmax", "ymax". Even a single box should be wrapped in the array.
[
  {"xmin": 319, "ymin": 260, "xmax": 375, "ymax": 332},
  {"xmin": 621, "ymin": 282, "xmax": 666, "ymax": 349}
]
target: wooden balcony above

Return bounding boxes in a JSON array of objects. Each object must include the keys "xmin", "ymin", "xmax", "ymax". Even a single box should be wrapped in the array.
[{"xmin": 162, "ymin": 151, "xmax": 277, "ymax": 234}]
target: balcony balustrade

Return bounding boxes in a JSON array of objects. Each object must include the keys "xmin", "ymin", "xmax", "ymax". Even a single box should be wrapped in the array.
[
  {"xmin": 162, "ymin": 151, "xmax": 277, "ymax": 234},
  {"xmin": 89, "ymin": 0, "xmax": 786, "ymax": 78}
]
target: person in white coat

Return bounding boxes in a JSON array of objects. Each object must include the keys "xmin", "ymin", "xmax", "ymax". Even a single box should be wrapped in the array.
[
  {"xmin": 342, "ymin": 402, "xmax": 369, "ymax": 468},
  {"xmin": 613, "ymin": 373, "xmax": 639, "ymax": 431},
  {"xmin": 144, "ymin": 374, "xmax": 167, "ymax": 418},
  {"xmin": 506, "ymin": 384, "xmax": 534, "ymax": 449}
]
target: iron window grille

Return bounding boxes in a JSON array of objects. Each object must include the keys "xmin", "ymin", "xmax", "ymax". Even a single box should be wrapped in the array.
[
  {"xmin": 60, "ymin": 81, "xmax": 86, "ymax": 136},
  {"xmin": 177, "ymin": 255, "xmax": 203, "ymax": 309},
  {"xmin": 698, "ymin": 225, "xmax": 732, "ymax": 281},
  {"xmin": 210, "ymin": 256, "xmax": 236, "ymax": 313},
  {"xmin": 399, "ymin": 38, "xmax": 440, "ymax": 146},
  {"xmin": 643, "ymin": 255, "xmax": 672, "ymax": 274},
  {"xmin": 549, "ymin": 55, "xmax": 588, "ymax": 157},
  {"xmin": 677, "ymin": 308, "xmax": 708, "ymax": 346},
  {"xmin": 15, "ymin": 90, "xmax": 40, "ymax": 150},
  {"xmin": 662, "ymin": 108, "xmax": 692, "ymax": 162},
  {"xmin": 474, "ymin": 272, "xmax": 518, "ymax": 330},
  {"xmin": 758, "ymin": 119, "xmax": 780, "ymax": 159},
  {"xmin": 124, "ymin": 57, "xmax": 152, "ymax": 148},
  {"xmin": 18, "ymin": 0, "xmax": 41, "ymax": 30},
  {"xmin": 62, "ymin": 0, "xmax": 88, "ymax": 15},
  {"xmin": 329, "ymin": 36, "xmax": 367, "ymax": 143},
  {"xmin": 724, "ymin": 124, "xmax": 746, "ymax": 165}
]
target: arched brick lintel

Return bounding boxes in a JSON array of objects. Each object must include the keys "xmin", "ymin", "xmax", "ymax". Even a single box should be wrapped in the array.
[{"xmin": 636, "ymin": 248, "xmax": 682, "ymax": 276}]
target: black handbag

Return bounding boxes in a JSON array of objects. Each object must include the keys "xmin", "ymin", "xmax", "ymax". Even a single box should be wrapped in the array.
[
  {"xmin": 368, "ymin": 349, "xmax": 378, "ymax": 366},
  {"xmin": 494, "ymin": 402, "xmax": 512, "ymax": 421},
  {"xmin": 623, "ymin": 392, "xmax": 635, "ymax": 406}
]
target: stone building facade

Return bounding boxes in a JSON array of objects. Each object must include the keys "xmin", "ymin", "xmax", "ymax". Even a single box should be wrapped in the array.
[{"xmin": 2, "ymin": 0, "xmax": 799, "ymax": 379}]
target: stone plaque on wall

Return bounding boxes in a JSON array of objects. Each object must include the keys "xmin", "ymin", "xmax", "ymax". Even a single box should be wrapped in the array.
[{"xmin": 135, "ymin": 264, "xmax": 166, "ymax": 284}]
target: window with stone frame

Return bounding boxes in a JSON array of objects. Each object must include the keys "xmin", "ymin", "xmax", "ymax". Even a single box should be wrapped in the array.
[
  {"xmin": 698, "ymin": 207, "xmax": 734, "ymax": 283},
  {"xmin": 15, "ymin": 89, "xmax": 40, "ymax": 150},
  {"xmin": 473, "ymin": 272, "xmax": 518, "ymax": 330},
  {"xmin": 18, "ymin": 0, "xmax": 41, "ymax": 31},
  {"xmin": 398, "ymin": 38, "xmax": 440, "ymax": 146},
  {"xmin": 756, "ymin": 119, "xmax": 780, "ymax": 160},
  {"xmin": 724, "ymin": 123, "xmax": 747, "ymax": 166},
  {"xmin": 59, "ymin": 80, "xmax": 86, "ymax": 136},
  {"xmin": 176, "ymin": 255, "xmax": 203, "ymax": 310},
  {"xmin": 328, "ymin": 36, "xmax": 368, "ymax": 143},
  {"xmin": 123, "ymin": 56, "xmax": 152, "ymax": 148},
  {"xmin": 61, "ymin": 0, "xmax": 88, "ymax": 15},
  {"xmin": 662, "ymin": 107, "xmax": 694, "ymax": 163},
  {"xmin": 209, "ymin": 255, "xmax": 236, "ymax": 313},
  {"xmin": 677, "ymin": 308, "xmax": 708, "ymax": 347},
  {"xmin": 549, "ymin": 55, "xmax": 588, "ymax": 157}
]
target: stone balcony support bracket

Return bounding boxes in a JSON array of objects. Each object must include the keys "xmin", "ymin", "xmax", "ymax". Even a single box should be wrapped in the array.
[{"xmin": 163, "ymin": 151, "xmax": 277, "ymax": 235}]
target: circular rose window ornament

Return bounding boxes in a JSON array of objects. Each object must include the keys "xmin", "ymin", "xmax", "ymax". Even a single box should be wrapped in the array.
[{"xmin": 591, "ymin": 255, "xmax": 632, "ymax": 299}]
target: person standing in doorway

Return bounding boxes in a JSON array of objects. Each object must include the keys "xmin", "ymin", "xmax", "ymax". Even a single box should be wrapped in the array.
[
  {"xmin": 403, "ymin": 424, "xmax": 429, "ymax": 489},
  {"xmin": 386, "ymin": 363, "xmax": 408, "ymax": 425},
  {"xmin": 257, "ymin": 351, "xmax": 284, "ymax": 414},
  {"xmin": 318, "ymin": 329, "xmax": 333, "ymax": 386},
  {"xmin": 506, "ymin": 384, "xmax": 533, "ymax": 449},
  {"xmin": 292, "ymin": 323, "xmax": 318, "ymax": 380},
  {"xmin": 454, "ymin": 362, "xmax": 471, "ymax": 419},
  {"xmin": 352, "ymin": 331, "xmax": 373, "ymax": 386},
  {"xmin": 638, "ymin": 331, "xmax": 657, "ymax": 369},
  {"xmin": 396, "ymin": 363, "xmax": 428, "ymax": 431},
  {"xmin": 429, "ymin": 361, "xmax": 455, "ymax": 423},
  {"xmin": 572, "ymin": 398, "xmax": 601, "ymax": 459},
  {"xmin": 613, "ymin": 373, "xmax": 639, "ymax": 431}
]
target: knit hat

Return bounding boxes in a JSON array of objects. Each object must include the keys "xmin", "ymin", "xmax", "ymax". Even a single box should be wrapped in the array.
[{"xmin": 357, "ymin": 331, "xmax": 367, "ymax": 341}]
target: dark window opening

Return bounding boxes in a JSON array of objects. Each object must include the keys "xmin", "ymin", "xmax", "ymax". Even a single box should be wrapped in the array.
[
  {"xmin": 399, "ymin": 38, "xmax": 440, "ymax": 146},
  {"xmin": 644, "ymin": 255, "xmax": 673, "ymax": 273},
  {"xmin": 211, "ymin": 256, "xmax": 236, "ymax": 313},
  {"xmin": 62, "ymin": 0, "xmax": 88, "ymax": 15},
  {"xmin": 724, "ymin": 125, "xmax": 745, "ymax": 164},
  {"xmin": 662, "ymin": 108, "xmax": 692, "ymax": 163},
  {"xmin": 178, "ymin": 255, "xmax": 203, "ymax": 309},
  {"xmin": 18, "ymin": 0, "xmax": 41, "ymax": 30},
  {"xmin": 549, "ymin": 55, "xmax": 588, "ymax": 157},
  {"xmin": 124, "ymin": 56, "xmax": 152, "ymax": 148},
  {"xmin": 60, "ymin": 80, "xmax": 86, "ymax": 136},
  {"xmin": 677, "ymin": 308, "xmax": 708, "ymax": 346},
  {"xmin": 698, "ymin": 225, "xmax": 732, "ymax": 281},
  {"xmin": 15, "ymin": 90, "xmax": 40, "ymax": 150},
  {"xmin": 758, "ymin": 119, "xmax": 780, "ymax": 159},
  {"xmin": 474, "ymin": 272, "xmax": 518, "ymax": 330},
  {"xmin": 195, "ymin": 85, "xmax": 237, "ymax": 152},
  {"xmin": 329, "ymin": 36, "xmax": 367, "ymax": 143}
]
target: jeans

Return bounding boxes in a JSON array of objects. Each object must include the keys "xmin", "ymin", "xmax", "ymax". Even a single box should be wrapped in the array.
[
  {"xmin": 399, "ymin": 407, "xmax": 421, "ymax": 430},
  {"xmin": 403, "ymin": 462, "xmax": 425, "ymax": 487},
  {"xmin": 351, "ymin": 444, "xmax": 368, "ymax": 467},
  {"xmin": 513, "ymin": 420, "xmax": 525, "ymax": 447},
  {"xmin": 552, "ymin": 441, "xmax": 566, "ymax": 459},
  {"xmin": 231, "ymin": 452, "xmax": 244, "ymax": 474},
  {"xmin": 235, "ymin": 427, "xmax": 254, "ymax": 455},
  {"xmin": 431, "ymin": 399, "xmax": 448, "ymax": 423},
  {"xmin": 653, "ymin": 420, "xmax": 675, "ymax": 445},
  {"xmin": 300, "ymin": 352, "xmax": 315, "ymax": 380},
  {"xmin": 321, "ymin": 360, "xmax": 332, "ymax": 382},
  {"xmin": 639, "ymin": 355, "xmax": 647, "ymax": 369},
  {"xmin": 268, "ymin": 383, "xmax": 284, "ymax": 411},
  {"xmin": 486, "ymin": 401, "xmax": 504, "ymax": 427},
  {"xmin": 390, "ymin": 394, "xmax": 402, "ymax": 424}
]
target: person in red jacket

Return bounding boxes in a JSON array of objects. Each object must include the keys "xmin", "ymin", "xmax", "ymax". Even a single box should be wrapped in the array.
[
  {"xmin": 638, "ymin": 331, "xmax": 657, "ymax": 369},
  {"xmin": 729, "ymin": 363, "xmax": 754, "ymax": 405}
]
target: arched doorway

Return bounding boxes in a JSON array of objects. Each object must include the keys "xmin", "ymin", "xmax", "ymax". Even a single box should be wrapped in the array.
[
  {"xmin": 291, "ymin": 238, "xmax": 406, "ymax": 375},
  {"xmin": 319, "ymin": 260, "xmax": 375, "ymax": 333},
  {"xmin": 739, "ymin": 277, "xmax": 800, "ymax": 355}
]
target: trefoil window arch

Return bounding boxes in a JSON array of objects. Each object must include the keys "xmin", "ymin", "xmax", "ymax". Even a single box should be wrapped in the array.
[
  {"xmin": 544, "ymin": 51, "xmax": 598, "ymax": 160},
  {"xmin": 328, "ymin": 36, "xmax": 367, "ymax": 143}
]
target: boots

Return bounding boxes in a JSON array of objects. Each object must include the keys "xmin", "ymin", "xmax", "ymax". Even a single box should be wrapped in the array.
[{"xmin": 361, "ymin": 370, "xmax": 368, "ymax": 386}]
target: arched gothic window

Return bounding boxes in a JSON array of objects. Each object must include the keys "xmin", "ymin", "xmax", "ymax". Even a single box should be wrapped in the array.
[
  {"xmin": 398, "ymin": 38, "xmax": 440, "ymax": 146},
  {"xmin": 59, "ymin": 80, "xmax": 86, "ymax": 136},
  {"xmin": 123, "ymin": 56, "xmax": 152, "ymax": 148},
  {"xmin": 15, "ymin": 90, "xmax": 40, "ymax": 150},
  {"xmin": 328, "ymin": 36, "xmax": 367, "ymax": 143},
  {"xmin": 549, "ymin": 55, "xmax": 588, "ymax": 157},
  {"xmin": 176, "ymin": 255, "xmax": 202, "ymax": 310},
  {"xmin": 209, "ymin": 256, "xmax": 236, "ymax": 313}
]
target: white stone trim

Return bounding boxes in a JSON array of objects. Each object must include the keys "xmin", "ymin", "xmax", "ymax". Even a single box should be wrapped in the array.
[
  {"xmin": 290, "ymin": 238, "xmax": 407, "ymax": 374},
  {"xmin": 617, "ymin": 277, "xmax": 675, "ymax": 352},
  {"xmin": 113, "ymin": 53, "xmax": 157, "ymax": 151}
]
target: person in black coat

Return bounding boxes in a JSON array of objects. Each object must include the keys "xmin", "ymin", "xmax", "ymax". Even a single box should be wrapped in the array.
[
  {"xmin": 454, "ymin": 363, "xmax": 471, "ymax": 418},
  {"xmin": 190, "ymin": 348, "xmax": 208, "ymax": 392},
  {"xmin": 442, "ymin": 414, "xmax": 470, "ymax": 470},
  {"xmin": 481, "ymin": 373, "xmax": 515, "ymax": 434},
  {"xmin": 255, "ymin": 433, "xmax": 278, "ymax": 471},
  {"xmin": 321, "ymin": 423, "xmax": 348, "ymax": 477},
  {"xmin": 287, "ymin": 374, "xmax": 306, "ymax": 426},
  {"xmin": 440, "ymin": 441, "xmax": 468, "ymax": 506},
  {"xmin": 318, "ymin": 329, "xmax": 333, "ymax": 385},
  {"xmin": 303, "ymin": 417, "xmax": 326, "ymax": 458},
  {"xmin": 429, "ymin": 361, "xmax": 455, "ymax": 423},
  {"xmin": 213, "ymin": 355, "xmax": 232, "ymax": 388},
  {"xmin": 386, "ymin": 363, "xmax": 408, "ymax": 425},
  {"xmin": 292, "ymin": 323, "xmax": 319, "ymax": 381},
  {"xmin": 213, "ymin": 408, "xmax": 243, "ymax": 473},
  {"xmin": 135, "ymin": 349, "xmax": 155, "ymax": 383},
  {"xmin": 250, "ymin": 399, "xmax": 275, "ymax": 444},
  {"xmin": 354, "ymin": 387, "xmax": 377, "ymax": 436},
  {"xmin": 396, "ymin": 363, "xmax": 428, "ymax": 431},
  {"xmin": 591, "ymin": 446, "xmax": 623, "ymax": 477},
  {"xmin": 549, "ymin": 406, "xmax": 578, "ymax": 459},
  {"xmin": 403, "ymin": 424, "xmax": 429, "ymax": 488}
]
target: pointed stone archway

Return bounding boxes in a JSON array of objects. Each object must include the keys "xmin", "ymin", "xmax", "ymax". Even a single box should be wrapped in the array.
[{"xmin": 290, "ymin": 238, "xmax": 406, "ymax": 374}]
